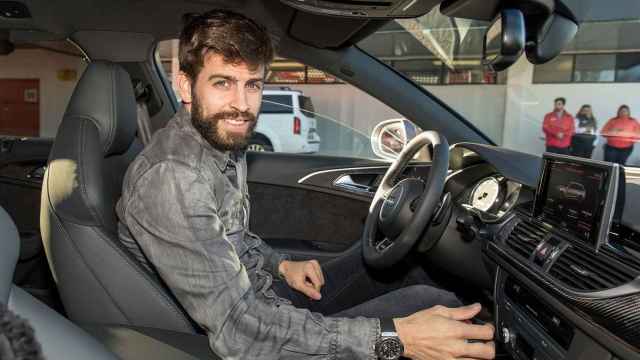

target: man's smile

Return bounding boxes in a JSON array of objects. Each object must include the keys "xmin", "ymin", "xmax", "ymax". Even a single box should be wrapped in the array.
[{"xmin": 222, "ymin": 118, "xmax": 253, "ymax": 133}]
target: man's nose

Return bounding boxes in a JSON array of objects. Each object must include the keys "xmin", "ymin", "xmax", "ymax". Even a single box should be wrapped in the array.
[{"xmin": 231, "ymin": 87, "xmax": 250, "ymax": 113}]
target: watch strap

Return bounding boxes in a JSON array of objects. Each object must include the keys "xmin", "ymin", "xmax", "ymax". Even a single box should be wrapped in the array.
[{"xmin": 380, "ymin": 318, "xmax": 397, "ymax": 334}]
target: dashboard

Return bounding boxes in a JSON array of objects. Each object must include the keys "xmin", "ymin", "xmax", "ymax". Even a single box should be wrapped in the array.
[{"xmin": 431, "ymin": 144, "xmax": 640, "ymax": 360}]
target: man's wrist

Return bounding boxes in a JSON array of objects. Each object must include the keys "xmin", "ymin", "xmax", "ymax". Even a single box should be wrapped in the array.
[
  {"xmin": 393, "ymin": 318, "xmax": 410, "ymax": 358},
  {"xmin": 278, "ymin": 260, "xmax": 290, "ymax": 279}
]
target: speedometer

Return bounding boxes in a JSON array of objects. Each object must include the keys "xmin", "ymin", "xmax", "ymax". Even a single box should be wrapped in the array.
[{"xmin": 470, "ymin": 177, "xmax": 503, "ymax": 212}]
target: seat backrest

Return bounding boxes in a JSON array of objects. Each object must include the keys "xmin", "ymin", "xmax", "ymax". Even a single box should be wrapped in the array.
[
  {"xmin": 40, "ymin": 61, "xmax": 196, "ymax": 333},
  {"xmin": 0, "ymin": 205, "xmax": 117, "ymax": 360}
]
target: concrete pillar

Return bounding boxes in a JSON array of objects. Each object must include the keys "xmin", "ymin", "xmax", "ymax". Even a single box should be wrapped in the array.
[{"xmin": 503, "ymin": 56, "xmax": 541, "ymax": 154}]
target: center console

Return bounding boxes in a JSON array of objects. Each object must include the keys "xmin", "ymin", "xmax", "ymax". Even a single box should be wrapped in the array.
[
  {"xmin": 495, "ymin": 271, "xmax": 574, "ymax": 360},
  {"xmin": 485, "ymin": 154, "xmax": 640, "ymax": 360}
]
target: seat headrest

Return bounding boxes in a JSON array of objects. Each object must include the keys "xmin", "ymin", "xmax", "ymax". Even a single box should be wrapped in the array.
[
  {"xmin": 64, "ymin": 61, "xmax": 137, "ymax": 156},
  {"xmin": 0, "ymin": 206, "xmax": 20, "ymax": 304}
]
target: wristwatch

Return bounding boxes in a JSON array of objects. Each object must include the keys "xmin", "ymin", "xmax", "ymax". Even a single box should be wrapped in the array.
[{"xmin": 375, "ymin": 318, "xmax": 404, "ymax": 360}]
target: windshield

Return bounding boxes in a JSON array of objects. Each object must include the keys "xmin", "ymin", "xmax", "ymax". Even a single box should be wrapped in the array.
[{"xmin": 359, "ymin": 3, "xmax": 640, "ymax": 167}]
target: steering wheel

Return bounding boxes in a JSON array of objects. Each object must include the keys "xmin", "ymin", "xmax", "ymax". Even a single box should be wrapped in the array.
[{"xmin": 362, "ymin": 131, "xmax": 449, "ymax": 269}]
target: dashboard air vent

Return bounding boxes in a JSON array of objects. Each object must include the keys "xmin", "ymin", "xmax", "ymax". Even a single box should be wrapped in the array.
[
  {"xmin": 550, "ymin": 246, "xmax": 640, "ymax": 292},
  {"xmin": 506, "ymin": 219, "xmax": 547, "ymax": 260}
]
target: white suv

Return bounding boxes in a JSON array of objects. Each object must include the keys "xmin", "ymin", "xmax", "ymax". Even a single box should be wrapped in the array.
[{"xmin": 249, "ymin": 88, "xmax": 321, "ymax": 153}]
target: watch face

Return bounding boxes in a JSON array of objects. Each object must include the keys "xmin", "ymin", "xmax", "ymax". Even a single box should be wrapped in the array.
[{"xmin": 376, "ymin": 337, "xmax": 403, "ymax": 360}]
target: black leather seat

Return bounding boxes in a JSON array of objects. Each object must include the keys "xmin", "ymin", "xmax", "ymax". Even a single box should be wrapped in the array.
[
  {"xmin": 1, "ymin": 205, "xmax": 118, "ymax": 360},
  {"xmin": 3, "ymin": 202, "xmax": 214, "ymax": 359},
  {"xmin": 40, "ymin": 61, "xmax": 197, "ymax": 333}
]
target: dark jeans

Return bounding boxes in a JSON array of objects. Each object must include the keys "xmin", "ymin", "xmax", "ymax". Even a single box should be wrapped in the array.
[
  {"xmin": 272, "ymin": 246, "xmax": 460, "ymax": 319},
  {"xmin": 546, "ymin": 145, "xmax": 570, "ymax": 155},
  {"xmin": 571, "ymin": 135, "xmax": 596, "ymax": 159},
  {"xmin": 604, "ymin": 144, "xmax": 633, "ymax": 165}
]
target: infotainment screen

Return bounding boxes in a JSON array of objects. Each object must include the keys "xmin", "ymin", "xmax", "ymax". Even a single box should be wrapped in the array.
[{"xmin": 533, "ymin": 154, "xmax": 620, "ymax": 250}]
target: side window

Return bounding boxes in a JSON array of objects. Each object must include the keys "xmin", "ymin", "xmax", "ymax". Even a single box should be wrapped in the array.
[
  {"xmin": 261, "ymin": 95, "xmax": 293, "ymax": 114},
  {"xmin": 155, "ymin": 39, "xmax": 418, "ymax": 159},
  {"xmin": 0, "ymin": 40, "xmax": 87, "ymax": 138}
]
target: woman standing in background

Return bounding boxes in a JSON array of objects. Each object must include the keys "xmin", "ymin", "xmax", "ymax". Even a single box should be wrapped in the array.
[
  {"xmin": 602, "ymin": 105, "xmax": 640, "ymax": 165},
  {"xmin": 571, "ymin": 104, "xmax": 597, "ymax": 159}
]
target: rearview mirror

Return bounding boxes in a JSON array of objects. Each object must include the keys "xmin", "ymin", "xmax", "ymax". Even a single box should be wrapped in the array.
[
  {"xmin": 371, "ymin": 119, "xmax": 430, "ymax": 161},
  {"xmin": 525, "ymin": 12, "xmax": 578, "ymax": 64},
  {"xmin": 482, "ymin": 9, "xmax": 525, "ymax": 72}
]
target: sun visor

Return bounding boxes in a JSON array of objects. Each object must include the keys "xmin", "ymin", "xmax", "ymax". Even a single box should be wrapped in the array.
[
  {"xmin": 9, "ymin": 29, "xmax": 66, "ymax": 43},
  {"xmin": 71, "ymin": 31, "xmax": 154, "ymax": 62}
]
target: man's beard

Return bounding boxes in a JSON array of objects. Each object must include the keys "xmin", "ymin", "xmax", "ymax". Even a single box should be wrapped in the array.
[{"xmin": 191, "ymin": 95, "xmax": 257, "ymax": 152}]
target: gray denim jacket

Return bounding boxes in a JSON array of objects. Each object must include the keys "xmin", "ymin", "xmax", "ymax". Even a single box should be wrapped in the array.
[{"xmin": 116, "ymin": 106, "xmax": 379, "ymax": 360}]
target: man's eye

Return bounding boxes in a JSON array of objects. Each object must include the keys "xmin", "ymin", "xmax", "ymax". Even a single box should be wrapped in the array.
[
  {"xmin": 247, "ymin": 82, "xmax": 262, "ymax": 91},
  {"xmin": 214, "ymin": 80, "xmax": 230, "ymax": 89}
]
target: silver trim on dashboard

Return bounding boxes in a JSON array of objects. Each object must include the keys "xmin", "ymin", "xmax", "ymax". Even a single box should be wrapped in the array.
[{"xmin": 297, "ymin": 166, "xmax": 393, "ymax": 184}]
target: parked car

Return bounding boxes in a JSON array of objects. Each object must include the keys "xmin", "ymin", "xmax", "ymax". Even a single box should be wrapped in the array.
[{"xmin": 250, "ymin": 88, "xmax": 321, "ymax": 153}]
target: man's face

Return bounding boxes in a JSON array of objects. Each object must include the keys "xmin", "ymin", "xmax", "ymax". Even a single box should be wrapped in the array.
[
  {"xmin": 179, "ymin": 54, "xmax": 265, "ymax": 151},
  {"xmin": 554, "ymin": 100, "xmax": 565, "ymax": 112}
]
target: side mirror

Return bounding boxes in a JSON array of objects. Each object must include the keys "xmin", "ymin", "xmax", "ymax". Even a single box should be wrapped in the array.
[
  {"xmin": 482, "ymin": 9, "xmax": 525, "ymax": 72},
  {"xmin": 371, "ymin": 119, "xmax": 429, "ymax": 160}
]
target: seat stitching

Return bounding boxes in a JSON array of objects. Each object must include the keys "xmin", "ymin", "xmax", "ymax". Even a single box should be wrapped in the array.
[
  {"xmin": 89, "ymin": 226, "xmax": 196, "ymax": 331},
  {"xmin": 106, "ymin": 63, "xmax": 116, "ymax": 154}
]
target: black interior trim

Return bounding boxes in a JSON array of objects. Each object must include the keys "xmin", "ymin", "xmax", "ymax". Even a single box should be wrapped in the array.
[{"xmin": 486, "ymin": 243, "xmax": 640, "ymax": 359}]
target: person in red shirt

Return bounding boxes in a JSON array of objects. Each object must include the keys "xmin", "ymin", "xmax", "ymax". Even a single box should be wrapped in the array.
[
  {"xmin": 601, "ymin": 105, "xmax": 640, "ymax": 165},
  {"xmin": 542, "ymin": 97, "xmax": 575, "ymax": 154}
]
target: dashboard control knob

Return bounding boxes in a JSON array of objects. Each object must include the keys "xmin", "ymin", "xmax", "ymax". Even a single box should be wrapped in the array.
[{"xmin": 501, "ymin": 327, "xmax": 511, "ymax": 344}]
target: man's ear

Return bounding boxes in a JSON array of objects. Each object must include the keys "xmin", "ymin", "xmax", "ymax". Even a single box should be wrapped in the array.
[{"xmin": 177, "ymin": 71, "xmax": 193, "ymax": 104}]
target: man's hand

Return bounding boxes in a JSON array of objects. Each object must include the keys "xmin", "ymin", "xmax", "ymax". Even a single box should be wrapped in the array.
[
  {"xmin": 278, "ymin": 260, "xmax": 325, "ymax": 300},
  {"xmin": 394, "ymin": 303, "xmax": 495, "ymax": 360}
]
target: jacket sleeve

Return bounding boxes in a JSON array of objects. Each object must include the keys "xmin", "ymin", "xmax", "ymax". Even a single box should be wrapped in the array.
[
  {"xmin": 630, "ymin": 120, "xmax": 640, "ymax": 141},
  {"xmin": 542, "ymin": 114, "xmax": 556, "ymax": 138},
  {"xmin": 601, "ymin": 119, "xmax": 615, "ymax": 137},
  {"xmin": 249, "ymin": 231, "xmax": 290, "ymax": 277},
  {"xmin": 566, "ymin": 115, "xmax": 576, "ymax": 135},
  {"xmin": 121, "ymin": 160, "xmax": 379, "ymax": 360}
]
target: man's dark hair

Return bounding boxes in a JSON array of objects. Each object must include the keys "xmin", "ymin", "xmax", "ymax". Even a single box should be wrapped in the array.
[
  {"xmin": 179, "ymin": 10, "xmax": 274, "ymax": 80},
  {"xmin": 554, "ymin": 97, "xmax": 566, "ymax": 105}
]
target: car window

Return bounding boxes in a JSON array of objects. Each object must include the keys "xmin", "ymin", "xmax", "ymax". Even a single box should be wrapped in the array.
[
  {"xmin": 299, "ymin": 96, "xmax": 315, "ymax": 118},
  {"xmin": 359, "ymin": 5, "xmax": 640, "ymax": 168},
  {"xmin": 0, "ymin": 40, "xmax": 87, "ymax": 139},
  {"xmin": 261, "ymin": 95, "xmax": 293, "ymax": 114},
  {"xmin": 156, "ymin": 40, "xmax": 421, "ymax": 159}
]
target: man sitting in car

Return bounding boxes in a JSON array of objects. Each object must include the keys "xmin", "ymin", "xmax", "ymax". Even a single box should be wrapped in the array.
[{"xmin": 116, "ymin": 10, "xmax": 495, "ymax": 360}]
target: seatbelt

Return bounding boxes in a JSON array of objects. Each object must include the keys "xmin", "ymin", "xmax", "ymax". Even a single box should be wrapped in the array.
[{"xmin": 133, "ymin": 80, "xmax": 152, "ymax": 146}]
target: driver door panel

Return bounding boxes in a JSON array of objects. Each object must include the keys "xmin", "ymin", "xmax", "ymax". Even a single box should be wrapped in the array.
[{"xmin": 246, "ymin": 152, "xmax": 430, "ymax": 263}]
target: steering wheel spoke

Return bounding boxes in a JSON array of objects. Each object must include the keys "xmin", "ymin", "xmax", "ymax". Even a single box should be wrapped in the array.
[
  {"xmin": 374, "ymin": 237, "xmax": 394, "ymax": 252},
  {"xmin": 362, "ymin": 131, "xmax": 449, "ymax": 269}
]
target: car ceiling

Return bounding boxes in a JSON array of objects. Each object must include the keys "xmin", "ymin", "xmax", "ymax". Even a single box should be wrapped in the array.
[
  {"xmin": 0, "ymin": 0, "xmax": 418, "ymax": 61},
  {"xmin": 1, "ymin": 0, "xmax": 632, "ymax": 61}
]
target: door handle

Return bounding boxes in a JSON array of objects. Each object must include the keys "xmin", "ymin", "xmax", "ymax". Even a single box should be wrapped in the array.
[
  {"xmin": 27, "ymin": 165, "xmax": 47, "ymax": 180},
  {"xmin": 333, "ymin": 174, "xmax": 376, "ymax": 194}
]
